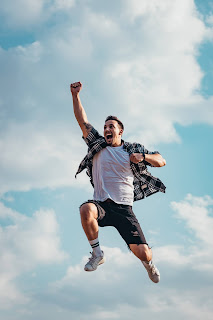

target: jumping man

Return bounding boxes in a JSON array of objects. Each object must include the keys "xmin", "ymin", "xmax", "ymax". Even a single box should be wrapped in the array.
[{"xmin": 70, "ymin": 81, "xmax": 166, "ymax": 283}]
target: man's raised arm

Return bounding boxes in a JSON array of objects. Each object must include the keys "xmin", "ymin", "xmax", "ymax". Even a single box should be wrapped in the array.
[{"xmin": 70, "ymin": 82, "xmax": 92, "ymax": 138}]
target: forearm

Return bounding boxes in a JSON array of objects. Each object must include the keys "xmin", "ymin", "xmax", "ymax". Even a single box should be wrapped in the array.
[
  {"xmin": 72, "ymin": 93, "xmax": 92, "ymax": 138},
  {"xmin": 130, "ymin": 152, "xmax": 166, "ymax": 166},
  {"xmin": 70, "ymin": 82, "xmax": 92, "ymax": 137},
  {"xmin": 72, "ymin": 93, "xmax": 88, "ymax": 127},
  {"xmin": 144, "ymin": 153, "xmax": 166, "ymax": 167}
]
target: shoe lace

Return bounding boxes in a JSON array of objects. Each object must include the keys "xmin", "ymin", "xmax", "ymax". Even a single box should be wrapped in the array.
[
  {"xmin": 88, "ymin": 251, "xmax": 95, "ymax": 260},
  {"xmin": 151, "ymin": 265, "xmax": 157, "ymax": 275},
  {"xmin": 87, "ymin": 252, "xmax": 99, "ymax": 266},
  {"xmin": 148, "ymin": 261, "xmax": 157, "ymax": 275}
]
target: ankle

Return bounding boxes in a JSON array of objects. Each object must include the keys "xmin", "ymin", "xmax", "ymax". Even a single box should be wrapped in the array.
[{"xmin": 89, "ymin": 238, "xmax": 102, "ymax": 256}]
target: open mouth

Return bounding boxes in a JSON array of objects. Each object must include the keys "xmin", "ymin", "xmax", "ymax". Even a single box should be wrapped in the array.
[
  {"xmin": 106, "ymin": 134, "xmax": 113, "ymax": 140},
  {"xmin": 106, "ymin": 134, "xmax": 112, "ymax": 143}
]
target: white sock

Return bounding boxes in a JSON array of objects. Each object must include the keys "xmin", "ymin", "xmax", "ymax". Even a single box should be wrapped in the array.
[
  {"xmin": 89, "ymin": 238, "xmax": 102, "ymax": 256},
  {"xmin": 142, "ymin": 260, "xmax": 152, "ymax": 266}
]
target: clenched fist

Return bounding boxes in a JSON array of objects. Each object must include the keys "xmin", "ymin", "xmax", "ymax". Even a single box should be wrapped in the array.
[
  {"xmin": 70, "ymin": 82, "xmax": 82, "ymax": 95},
  {"xmin": 130, "ymin": 153, "xmax": 144, "ymax": 164}
]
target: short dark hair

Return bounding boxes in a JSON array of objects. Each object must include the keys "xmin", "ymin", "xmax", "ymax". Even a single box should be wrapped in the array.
[{"xmin": 105, "ymin": 115, "xmax": 124, "ymax": 130}]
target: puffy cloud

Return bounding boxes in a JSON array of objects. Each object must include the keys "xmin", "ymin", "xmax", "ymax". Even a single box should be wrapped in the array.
[
  {"xmin": 31, "ymin": 194, "xmax": 212, "ymax": 320},
  {"xmin": 54, "ymin": 246, "xmax": 137, "ymax": 289},
  {"xmin": 0, "ymin": 202, "xmax": 67, "ymax": 308},
  {"xmin": 12, "ymin": 41, "xmax": 43, "ymax": 63},
  {"xmin": 172, "ymin": 194, "xmax": 213, "ymax": 248},
  {"xmin": 0, "ymin": 0, "xmax": 213, "ymax": 193},
  {"xmin": 155, "ymin": 194, "xmax": 213, "ymax": 271},
  {"xmin": 42, "ymin": 241, "xmax": 213, "ymax": 320},
  {"xmin": 105, "ymin": 0, "xmax": 213, "ymax": 144},
  {"xmin": 1, "ymin": 194, "xmax": 213, "ymax": 318},
  {"xmin": 1, "ymin": 1, "xmax": 213, "ymax": 319},
  {"xmin": 0, "ymin": 121, "xmax": 89, "ymax": 194}
]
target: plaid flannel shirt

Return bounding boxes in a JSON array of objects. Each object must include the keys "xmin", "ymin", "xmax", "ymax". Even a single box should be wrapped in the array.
[{"xmin": 75, "ymin": 127, "xmax": 166, "ymax": 201}]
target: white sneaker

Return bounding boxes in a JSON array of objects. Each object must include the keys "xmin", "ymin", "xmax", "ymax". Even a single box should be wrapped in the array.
[
  {"xmin": 142, "ymin": 260, "xmax": 160, "ymax": 283},
  {"xmin": 84, "ymin": 251, "xmax": 105, "ymax": 272}
]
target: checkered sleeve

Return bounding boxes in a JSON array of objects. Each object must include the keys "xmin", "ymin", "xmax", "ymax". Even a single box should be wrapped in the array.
[{"xmin": 82, "ymin": 127, "xmax": 103, "ymax": 148}]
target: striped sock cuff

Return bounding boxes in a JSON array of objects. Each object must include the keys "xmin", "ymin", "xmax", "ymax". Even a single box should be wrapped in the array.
[{"xmin": 91, "ymin": 242, "xmax": 99, "ymax": 248}]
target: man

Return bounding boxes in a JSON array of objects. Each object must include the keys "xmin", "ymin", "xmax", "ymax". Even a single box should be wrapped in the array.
[{"xmin": 70, "ymin": 81, "xmax": 166, "ymax": 283}]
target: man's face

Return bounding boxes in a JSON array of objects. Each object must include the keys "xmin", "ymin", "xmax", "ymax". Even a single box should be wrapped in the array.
[{"xmin": 104, "ymin": 120, "xmax": 123, "ymax": 146}]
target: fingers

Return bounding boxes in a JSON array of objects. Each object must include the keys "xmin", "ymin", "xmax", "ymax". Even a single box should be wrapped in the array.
[
  {"xmin": 70, "ymin": 81, "xmax": 82, "ymax": 89},
  {"xmin": 130, "ymin": 154, "xmax": 138, "ymax": 163},
  {"xmin": 70, "ymin": 82, "xmax": 82, "ymax": 95},
  {"xmin": 130, "ymin": 153, "xmax": 144, "ymax": 163}
]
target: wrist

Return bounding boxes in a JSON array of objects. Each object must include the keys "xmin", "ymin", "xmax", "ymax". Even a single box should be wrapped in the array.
[
  {"xmin": 143, "ymin": 152, "xmax": 146, "ymax": 161},
  {"xmin": 72, "ymin": 92, "xmax": 80, "ymax": 99}
]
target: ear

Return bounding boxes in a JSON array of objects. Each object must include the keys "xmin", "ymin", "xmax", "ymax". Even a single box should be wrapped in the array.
[{"xmin": 119, "ymin": 129, "xmax": 123, "ymax": 136}]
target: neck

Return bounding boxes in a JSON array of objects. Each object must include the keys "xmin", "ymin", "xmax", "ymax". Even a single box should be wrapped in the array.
[{"xmin": 111, "ymin": 140, "xmax": 123, "ymax": 147}]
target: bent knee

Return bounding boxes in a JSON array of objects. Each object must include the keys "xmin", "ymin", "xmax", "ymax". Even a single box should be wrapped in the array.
[
  {"xmin": 142, "ymin": 245, "xmax": 152, "ymax": 261},
  {"xmin": 130, "ymin": 244, "xmax": 152, "ymax": 261},
  {"xmin": 80, "ymin": 203, "xmax": 98, "ymax": 220}
]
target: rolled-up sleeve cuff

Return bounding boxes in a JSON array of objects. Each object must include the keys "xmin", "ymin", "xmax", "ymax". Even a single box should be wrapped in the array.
[{"xmin": 82, "ymin": 127, "xmax": 101, "ymax": 147}]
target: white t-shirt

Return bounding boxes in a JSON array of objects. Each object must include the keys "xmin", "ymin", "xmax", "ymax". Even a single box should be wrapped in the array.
[{"xmin": 92, "ymin": 145, "xmax": 134, "ymax": 206}]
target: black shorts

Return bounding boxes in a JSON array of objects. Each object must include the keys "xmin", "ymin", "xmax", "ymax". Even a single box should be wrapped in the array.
[{"xmin": 80, "ymin": 199, "xmax": 148, "ymax": 248}]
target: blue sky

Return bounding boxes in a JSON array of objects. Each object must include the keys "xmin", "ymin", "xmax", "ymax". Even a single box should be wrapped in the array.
[{"xmin": 0, "ymin": 0, "xmax": 213, "ymax": 319}]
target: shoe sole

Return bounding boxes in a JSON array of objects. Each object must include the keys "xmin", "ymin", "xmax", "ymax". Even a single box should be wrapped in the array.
[
  {"xmin": 84, "ymin": 257, "xmax": 106, "ymax": 272},
  {"xmin": 148, "ymin": 273, "xmax": 160, "ymax": 283}
]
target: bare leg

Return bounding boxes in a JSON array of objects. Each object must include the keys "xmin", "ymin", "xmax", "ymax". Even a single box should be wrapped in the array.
[
  {"xmin": 80, "ymin": 203, "xmax": 99, "ymax": 241},
  {"xmin": 80, "ymin": 203, "xmax": 105, "ymax": 272},
  {"xmin": 129, "ymin": 244, "xmax": 152, "ymax": 262},
  {"xmin": 129, "ymin": 243, "xmax": 160, "ymax": 283}
]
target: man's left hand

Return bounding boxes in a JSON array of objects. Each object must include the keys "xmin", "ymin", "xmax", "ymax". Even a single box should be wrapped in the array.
[{"xmin": 130, "ymin": 153, "xmax": 144, "ymax": 164}]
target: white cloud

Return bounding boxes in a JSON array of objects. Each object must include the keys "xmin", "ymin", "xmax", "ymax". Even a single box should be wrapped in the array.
[
  {"xmin": 54, "ymin": 246, "xmax": 137, "ymax": 290},
  {"xmin": 37, "ymin": 194, "xmax": 212, "ymax": 319},
  {"xmin": 13, "ymin": 41, "xmax": 43, "ymax": 63},
  {"xmin": 0, "ymin": 202, "xmax": 67, "ymax": 308},
  {"xmin": 0, "ymin": 0, "xmax": 75, "ymax": 28},
  {"xmin": 172, "ymin": 194, "xmax": 213, "ymax": 247},
  {"xmin": 206, "ymin": 14, "xmax": 213, "ymax": 27},
  {"xmin": 0, "ymin": 1, "xmax": 213, "ymax": 319},
  {"xmin": 41, "ymin": 242, "xmax": 213, "ymax": 320},
  {"xmin": 155, "ymin": 194, "xmax": 213, "ymax": 271},
  {"xmin": 0, "ymin": 0, "xmax": 45, "ymax": 27},
  {"xmin": 0, "ymin": 0, "xmax": 213, "ymax": 193},
  {"xmin": 104, "ymin": 0, "xmax": 213, "ymax": 145},
  {"xmin": 85, "ymin": 9, "xmax": 120, "ymax": 36},
  {"xmin": 52, "ymin": 0, "xmax": 75, "ymax": 11},
  {"xmin": 0, "ymin": 121, "xmax": 90, "ymax": 194},
  {"xmin": 1, "ymin": 194, "xmax": 213, "ymax": 318}
]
